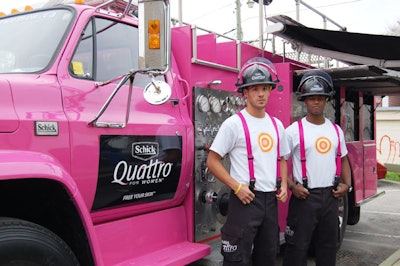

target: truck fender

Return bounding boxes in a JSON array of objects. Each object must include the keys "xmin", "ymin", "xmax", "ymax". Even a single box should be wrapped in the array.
[{"xmin": 0, "ymin": 150, "xmax": 103, "ymax": 265}]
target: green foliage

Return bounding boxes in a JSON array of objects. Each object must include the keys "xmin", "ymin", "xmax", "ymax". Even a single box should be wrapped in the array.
[{"xmin": 385, "ymin": 171, "xmax": 400, "ymax": 182}]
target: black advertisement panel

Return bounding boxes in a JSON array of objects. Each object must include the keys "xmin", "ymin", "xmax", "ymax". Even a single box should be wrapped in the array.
[{"xmin": 92, "ymin": 135, "xmax": 182, "ymax": 211}]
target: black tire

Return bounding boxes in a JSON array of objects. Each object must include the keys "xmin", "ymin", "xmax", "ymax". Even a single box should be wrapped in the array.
[
  {"xmin": 337, "ymin": 193, "xmax": 348, "ymax": 249},
  {"xmin": 0, "ymin": 217, "xmax": 79, "ymax": 266},
  {"xmin": 347, "ymin": 191, "xmax": 360, "ymax": 225}
]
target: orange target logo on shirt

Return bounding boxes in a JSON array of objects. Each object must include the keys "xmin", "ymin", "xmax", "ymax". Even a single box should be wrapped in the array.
[
  {"xmin": 315, "ymin": 137, "xmax": 332, "ymax": 154},
  {"xmin": 258, "ymin": 133, "xmax": 274, "ymax": 153}
]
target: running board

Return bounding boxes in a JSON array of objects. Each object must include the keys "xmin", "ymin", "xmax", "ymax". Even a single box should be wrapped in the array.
[
  {"xmin": 95, "ymin": 206, "xmax": 210, "ymax": 265},
  {"xmin": 115, "ymin": 242, "xmax": 210, "ymax": 266},
  {"xmin": 356, "ymin": 190, "xmax": 386, "ymax": 206}
]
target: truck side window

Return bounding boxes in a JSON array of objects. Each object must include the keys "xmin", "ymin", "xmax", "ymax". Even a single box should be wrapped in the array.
[
  {"xmin": 70, "ymin": 17, "xmax": 137, "ymax": 82},
  {"xmin": 344, "ymin": 101, "xmax": 356, "ymax": 142},
  {"xmin": 363, "ymin": 95, "xmax": 374, "ymax": 141},
  {"xmin": 324, "ymin": 99, "xmax": 336, "ymax": 123},
  {"xmin": 70, "ymin": 20, "xmax": 94, "ymax": 79},
  {"xmin": 344, "ymin": 91, "xmax": 359, "ymax": 142}
]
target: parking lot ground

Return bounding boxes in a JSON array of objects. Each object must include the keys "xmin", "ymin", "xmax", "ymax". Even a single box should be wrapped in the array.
[
  {"xmin": 380, "ymin": 248, "xmax": 400, "ymax": 266},
  {"xmin": 336, "ymin": 179, "xmax": 400, "ymax": 266},
  {"xmin": 193, "ymin": 179, "xmax": 400, "ymax": 266},
  {"xmin": 275, "ymin": 179, "xmax": 400, "ymax": 266}
]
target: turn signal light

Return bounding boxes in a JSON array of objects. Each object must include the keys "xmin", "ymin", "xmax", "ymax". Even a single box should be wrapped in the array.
[{"xmin": 148, "ymin": 20, "xmax": 160, "ymax": 49}]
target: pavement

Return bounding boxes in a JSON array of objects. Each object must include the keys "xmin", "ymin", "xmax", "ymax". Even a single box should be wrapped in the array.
[
  {"xmin": 194, "ymin": 242, "xmax": 400, "ymax": 265},
  {"xmin": 380, "ymin": 249, "xmax": 400, "ymax": 266},
  {"xmin": 194, "ymin": 179, "xmax": 400, "ymax": 266},
  {"xmin": 378, "ymin": 179, "xmax": 400, "ymax": 266}
]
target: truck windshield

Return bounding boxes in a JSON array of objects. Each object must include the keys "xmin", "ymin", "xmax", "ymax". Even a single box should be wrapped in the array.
[{"xmin": 0, "ymin": 9, "xmax": 73, "ymax": 73}]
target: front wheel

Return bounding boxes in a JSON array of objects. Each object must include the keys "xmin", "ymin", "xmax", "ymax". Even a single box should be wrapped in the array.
[
  {"xmin": 0, "ymin": 217, "xmax": 79, "ymax": 266},
  {"xmin": 347, "ymin": 190, "xmax": 360, "ymax": 225}
]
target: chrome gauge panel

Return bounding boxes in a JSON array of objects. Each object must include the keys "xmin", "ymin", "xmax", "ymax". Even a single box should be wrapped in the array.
[
  {"xmin": 194, "ymin": 87, "xmax": 246, "ymax": 243},
  {"xmin": 196, "ymin": 94, "xmax": 211, "ymax": 113},
  {"xmin": 209, "ymin": 96, "xmax": 222, "ymax": 113}
]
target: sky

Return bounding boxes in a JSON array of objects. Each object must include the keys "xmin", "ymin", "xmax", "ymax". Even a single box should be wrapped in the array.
[
  {"xmin": 0, "ymin": 0, "xmax": 397, "ymax": 107},
  {"xmin": 169, "ymin": 0, "xmax": 400, "ymax": 41},
  {"xmin": 1, "ymin": 0, "xmax": 399, "ymax": 39}
]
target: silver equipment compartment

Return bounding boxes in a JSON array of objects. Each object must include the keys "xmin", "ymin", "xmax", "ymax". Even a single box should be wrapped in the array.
[{"xmin": 193, "ymin": 87, "xmax": 246, "ymax": 243}]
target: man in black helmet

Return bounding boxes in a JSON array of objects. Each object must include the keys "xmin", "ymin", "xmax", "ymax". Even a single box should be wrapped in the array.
[
  {"xmin": 283, "ymin": 69, "xmax": 351, "ymax": 266},
  {"xmin": 206, "ymin": 58, "xmax": 289, "ymax": 266}
]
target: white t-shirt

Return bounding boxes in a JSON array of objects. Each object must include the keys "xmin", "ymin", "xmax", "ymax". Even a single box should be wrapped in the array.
[
  {"xmin": 285, "ymin": 117, "xmax": 348, "ymax": 189},
  {"xmin": 210, "ymin": 109, "xmax": 290, "ymax": 192}
]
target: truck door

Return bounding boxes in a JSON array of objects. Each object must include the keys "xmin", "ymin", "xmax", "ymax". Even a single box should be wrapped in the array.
[
  {"xmin": 342, "ymin": 89, "xmax": 378, "ymax": 202},
  {"xmin": 57, "ymin": 14, "xmax": 190, "ymax": 219},
  {"xmin": 361, "ymin": 93, "xmax": 378, "ymax": 198}
]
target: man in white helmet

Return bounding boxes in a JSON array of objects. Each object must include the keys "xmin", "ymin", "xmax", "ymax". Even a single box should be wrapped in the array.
[
  {"xmin": 207, "ymin": 58, "xmax": 289, "ymax": 266},
  {"xmin": 283, "ymin": 69, "xmax": 351, "ymax": 266}
]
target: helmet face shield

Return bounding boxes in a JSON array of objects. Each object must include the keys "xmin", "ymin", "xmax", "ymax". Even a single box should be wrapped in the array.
[
  {"xmin": 296, "ymin": 70, "xmax": 334, "ymax": 101},
  {"xmin": 235, "ymin": 57, "xmax": 279, "ymax": 93}
]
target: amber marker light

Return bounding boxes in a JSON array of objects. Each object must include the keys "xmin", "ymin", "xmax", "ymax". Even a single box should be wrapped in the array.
[{"xmin": 148, "ymin": 20, "xmax": 160, "ymax": 49}]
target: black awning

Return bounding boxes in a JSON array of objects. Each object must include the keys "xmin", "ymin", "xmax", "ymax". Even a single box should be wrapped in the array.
[{"xmin": 267, "ymin": 15, "xmax": 400, "ymax": 70}]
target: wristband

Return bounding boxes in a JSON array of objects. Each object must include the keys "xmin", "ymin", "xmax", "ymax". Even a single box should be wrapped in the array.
[
  {"xmin": 343, "ymin": 183, "xmax": 353, "ymax": 192},
  {"xmin": 234, "ymin": 184, "xmax": 242, "ymax": 195}
]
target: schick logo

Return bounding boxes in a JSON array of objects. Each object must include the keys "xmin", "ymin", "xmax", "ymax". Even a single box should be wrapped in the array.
[{"xmin": 132, "ymin": 142, "xmax": 159, "ymax": 161}]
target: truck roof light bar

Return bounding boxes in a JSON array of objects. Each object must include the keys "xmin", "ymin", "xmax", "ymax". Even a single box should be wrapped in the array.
[
  {"xmin": 42, "ymin": 0, "xmax": 138, "ymax": 17},
  {"xmin": 0, "ymin": 5, "xmax": 33, "ymax": 16}
]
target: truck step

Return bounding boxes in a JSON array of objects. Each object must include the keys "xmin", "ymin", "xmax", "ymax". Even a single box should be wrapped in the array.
[{"xmin": 115, "ymin": 241, "xmax": 210, "ymax": 266}]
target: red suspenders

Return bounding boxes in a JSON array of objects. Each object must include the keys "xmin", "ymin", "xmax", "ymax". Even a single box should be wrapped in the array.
[
  {"xmin": 297, "ymin": 119, "xmax": 308, "ymax": 187},
  {"xmin": 237, "ymin": 112, "xmax": 281, "ymax": 190},
  {"xmin": 297, "ymin": 119, "xmax": 341, "ymax": 189},
  {"xmin": 332, "ymin": 122, "xmax": 342, "ymax": 189}
]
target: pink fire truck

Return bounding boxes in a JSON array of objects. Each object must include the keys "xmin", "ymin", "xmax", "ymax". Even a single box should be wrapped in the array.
[{"xmin": 0, "ymin": 0, "xmax": 385, "ymax": 265}]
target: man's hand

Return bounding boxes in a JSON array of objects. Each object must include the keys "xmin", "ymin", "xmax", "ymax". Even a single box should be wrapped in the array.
[
  {"xmin": 332, "ymin": 183, "xmax": 349, "ymax": 198},
  {"xmin": 291, "ymin": 183, "xmax": 310, "ymax": 200},
  {"xmin": 235, "ymin": 184, "xmax": 255, "ymax": 205},
  {"xmin": 276, "ymin": 186, "xmax": 288, "ymax": 203}
]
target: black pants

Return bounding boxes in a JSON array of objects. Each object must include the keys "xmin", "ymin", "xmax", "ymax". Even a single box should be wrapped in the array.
[
  {"xmin": 283, "ymin": 187, "xmax": 339, "ymax": 266},
  {"xmin": 220, "ymin": 190, "xmax": 278, "ymax": 266}
]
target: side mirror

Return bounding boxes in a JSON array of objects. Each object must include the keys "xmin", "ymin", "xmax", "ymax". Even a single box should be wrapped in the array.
[{"xmin": 138, "ymin": 0, "xmax": 170, "ymax": 73}]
